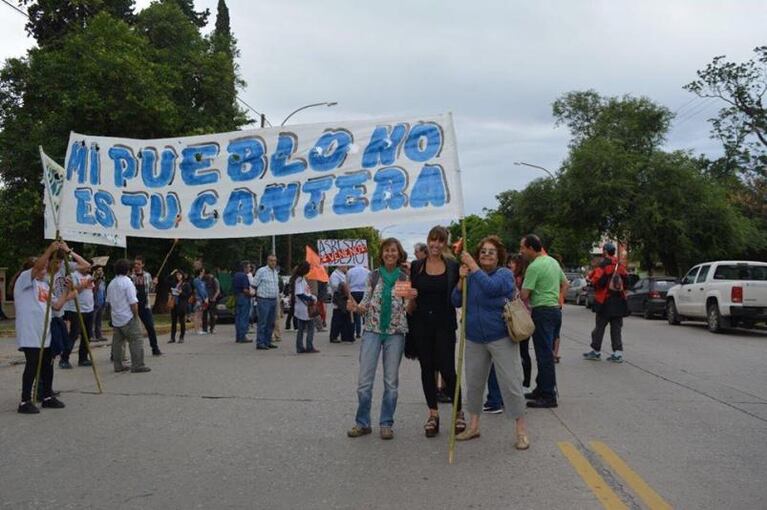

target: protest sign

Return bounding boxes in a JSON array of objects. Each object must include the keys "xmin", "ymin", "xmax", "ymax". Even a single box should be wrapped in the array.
[
  {"xmin": 318, "ymin": 239, "xmax": 368, "ymax": 267},
  {"xmin": 57, "ymin": 114, "xmax": 463, "ymax": 240},
  {"xmin": 41, "ymin": 148, "xmax": 126, "ymax": 247}
]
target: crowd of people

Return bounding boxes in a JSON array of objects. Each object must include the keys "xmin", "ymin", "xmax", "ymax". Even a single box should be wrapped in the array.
[{"xmin": 11, "ymin": 229, "xmax": 630, "ymax": 455}]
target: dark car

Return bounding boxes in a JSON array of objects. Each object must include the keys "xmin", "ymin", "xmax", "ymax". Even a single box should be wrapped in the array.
[{"xmin": 626, "ymin": 277, "xmax": 678, "ymax": 319}]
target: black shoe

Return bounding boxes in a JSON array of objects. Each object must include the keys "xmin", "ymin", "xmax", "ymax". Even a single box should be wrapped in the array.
[
  {"xmin": 526, "ymin": 398, "xmax": 558, "ymax": 409},
  {"xmin": 114, "ymin": 366, "xmax": 130, "ymax": 373},
  {"xmin": 130, "ymin": 366, "xmax": 151, "ymax": 373},
  {"xmin": 152, "ymin": 350, "xmax": 162, "ymax": 356},
  {"xmin": 18, "ymin": 401, "xmax": 40, "ymax": 414},
  {"xmin": 59, "ymin": 361, "xmax": 73, "ymax": 369},
  {"xmin": 168, "ymin": 339, "xmax": 176, "ymax": 343},
  {"xmin": 268, "ymin": 344, "xmax": 278, "ymax": 349},
  {"xmin": 330, "ymin": 338, "xmax": 341, "ymax": 344},
  {"xmin": 78, "ymin": 360, "xmax": 92, "ymax": 367},
  {"xmin": 41, "ymin": 396, "xmax": 66, "ymax": 409},
  {"xmin": 256, "ymin": 345, "xmax": 269, "ymax": 350},
  {"xmin": 524, "ymin": 390, "xmax": 542, "ymax": 400}
]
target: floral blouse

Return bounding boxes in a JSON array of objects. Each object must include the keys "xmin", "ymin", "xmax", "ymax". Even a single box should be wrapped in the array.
[{"xmin": 359, "ymin": 270, "xmax": 409, "ymax": 335}]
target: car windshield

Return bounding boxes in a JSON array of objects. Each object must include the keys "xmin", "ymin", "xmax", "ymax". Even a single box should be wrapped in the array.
[
  {"xmin": 713, "ymin": 264, "xmax": 767, "ymax": 281},
  {"xmin": 653, "ymin": 280, "xmax": 675, "ymax": 290}
]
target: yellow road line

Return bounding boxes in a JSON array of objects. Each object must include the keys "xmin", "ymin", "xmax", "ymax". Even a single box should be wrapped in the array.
[
  {"xmin": 590, "ymin": 441, "xmax": 673, "ymax": 510},
  {"xmin": 558, "ymin": 441, "xmax": 628, "ymax": 510}
]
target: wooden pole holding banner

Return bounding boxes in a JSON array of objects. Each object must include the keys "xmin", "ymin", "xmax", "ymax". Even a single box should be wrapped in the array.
[
  {"xmin": 448, "ymin": 219, "xmax": 468, "ymax": 464},
  {"xmin": 156, "ymin": 238, "xmax": 179, "ymax": 278}
]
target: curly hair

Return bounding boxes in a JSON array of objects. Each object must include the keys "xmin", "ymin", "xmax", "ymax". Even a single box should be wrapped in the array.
[{"xmin": 473, "ymin": 235, "xmax": 507, "ymax": 269}]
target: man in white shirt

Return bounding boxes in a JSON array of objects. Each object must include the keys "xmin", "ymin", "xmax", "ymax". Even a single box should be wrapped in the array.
[
  {"xmin": 107, "ymin": 259, "xmax": 150, "ymax": 373},
  {"xmin": 329, "ymin": 266, "xmax": 354, "ymax": 343},
  {"xmin": 58, "ymin": 250, "xmax": 92, "ymax": 369},
  {"xmin": 346, "ymin": 265, "xmax": 370, "ymax": 339},
  {"xmin": 253, "ymin": 255, "xmax": 280, "ymax": 350}
]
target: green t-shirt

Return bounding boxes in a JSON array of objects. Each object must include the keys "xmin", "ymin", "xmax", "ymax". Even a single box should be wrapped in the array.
[{"xmin": 522, "ymin": 255, "xmax": 565, "ymax": 308}]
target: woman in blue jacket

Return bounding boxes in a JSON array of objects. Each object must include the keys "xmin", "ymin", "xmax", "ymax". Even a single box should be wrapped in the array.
[{"xmin": 452, "ymin": 235, "xmax": 529, "ymax": 450}]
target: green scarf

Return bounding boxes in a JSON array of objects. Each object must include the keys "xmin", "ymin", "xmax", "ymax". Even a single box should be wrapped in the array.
[{"xmin": 378, "ymin": 266, "xmax": 401, "ymax": 336}]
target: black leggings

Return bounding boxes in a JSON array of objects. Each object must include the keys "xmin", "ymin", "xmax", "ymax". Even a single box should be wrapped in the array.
[
  {"xmin": 416, "ymin": 319, "xmax": 461, "ymax": 411},
  {"xmin": 520, "ymin": 339, "xmax": 532, "ymax": 388},
  {"xmin": 21, "ymin": 347, "xmax": 53, "ymax": 402},
  {"xmin": 171, "ymin": 306, "xmax": 186, "ymax": 340}
]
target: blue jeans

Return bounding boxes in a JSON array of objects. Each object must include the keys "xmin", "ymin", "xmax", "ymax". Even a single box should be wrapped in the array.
[
  {"xmin": 296, "ymin": 319, "xmax": 315, "ymax": 352},
  {"xmin": 235, "ymin": 294, "xmax": 251, "ymax": 342},
  {"xmin": 485, "ymin": 364, "xmax": 504, "ymax": 409},
  {"xmin": 355, "ymin": 331, "xmax": 405, "ymax": 428},
  {"xmin": 256, "ymin": 298, "xmax": 277, "ymax": 347},
  {"xmin": 531, "ymin": 307, "xmax": 561, "ymax": 400}
]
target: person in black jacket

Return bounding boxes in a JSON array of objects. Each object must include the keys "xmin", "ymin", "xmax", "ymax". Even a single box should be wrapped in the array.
[
  {"xmin": 408, "ymin": 226, "xmax": 465, "ymax": 438},
  {"xmin": 168, "ymin": 270, "xmax": 193, "ymax": 344}
]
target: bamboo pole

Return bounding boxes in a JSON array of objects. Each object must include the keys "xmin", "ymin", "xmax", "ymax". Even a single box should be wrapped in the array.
[
  {"xmin": 31, "ymin": 245, "xmax": 58, "ymax": 403},
  {"xmin": 448, "ymin": 219, "xmax": 468, "ymax": 464},
  {"xmin": 61, "ymin": 249, "xmax": 103, "ymax": 393},
  {"xmin": 156, "ymin": 238, "xmax": 179, "ymax": 278}
]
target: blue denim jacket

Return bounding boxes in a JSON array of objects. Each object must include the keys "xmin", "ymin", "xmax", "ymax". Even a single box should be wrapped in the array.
[{"xmin": 451, "ymin": 267, "xmax": 516, "ymax": 343}]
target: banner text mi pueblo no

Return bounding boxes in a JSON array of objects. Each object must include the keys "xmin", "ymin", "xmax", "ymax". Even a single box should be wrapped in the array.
[{"xmin": 59, "ymin": 114, "xmax": 463, "ymax": 239}]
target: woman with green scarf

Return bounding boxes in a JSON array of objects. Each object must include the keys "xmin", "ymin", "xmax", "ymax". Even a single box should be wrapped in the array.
[{"xmin": 347, "ymin": 238, "xmax": 416, "ymax": 440}]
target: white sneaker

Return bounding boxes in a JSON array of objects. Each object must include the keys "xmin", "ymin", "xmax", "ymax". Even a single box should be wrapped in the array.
[{"xmin": 197, "ymin": 330, "xmax": 209, "ymax": 335}]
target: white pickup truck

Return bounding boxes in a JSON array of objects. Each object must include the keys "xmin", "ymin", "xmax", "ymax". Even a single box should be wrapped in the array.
[{"xmin": 666, "ymin": 261, "xmax": 767, "ymax": 332}]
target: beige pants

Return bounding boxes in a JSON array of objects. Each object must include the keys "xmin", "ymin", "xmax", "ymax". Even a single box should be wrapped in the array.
[
  {"xmin": 272, "ymin": 304, "xmax": 283, "ymax": 342},
  {"xmin": 112, "ymin": 316, "xmax": 145, "ymax": 371}
]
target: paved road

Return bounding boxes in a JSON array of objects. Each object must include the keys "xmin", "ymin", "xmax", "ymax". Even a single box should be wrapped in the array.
[{"xmin": 1, "ymin": 306, "xmax": 765, "ymax": 509}]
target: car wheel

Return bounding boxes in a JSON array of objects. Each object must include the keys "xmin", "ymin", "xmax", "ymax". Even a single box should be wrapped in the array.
[
  {"xmin": 643, "ymin": 307, "xmax": 653, "ymax": 320},
  {"xmin": 707, "ymin": 302, "xmax": 728, "ymax": 333},
  {"xmin": 666, "ymin": 300, "xmax": 680, "ymax": 325}
]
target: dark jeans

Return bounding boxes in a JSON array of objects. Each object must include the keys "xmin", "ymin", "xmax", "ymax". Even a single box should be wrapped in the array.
[
  {"xmin": 531, "ymin": 307, "xmax": 561, "ymax": 401},
  {"xmin": 486, "ymin": 364, "xmax": 503, "ymax": 408},
  {"xmin": 92, "ymin": 303, "xmax": 105, "ymax": 339},
  {"xmin": 202, "ymin": 306, "xmax": 216, "ymax": 333},
  {"xmin": 21, "ymin": 347, "xmax": 53, "ymax": 402},
  {"xmin": 138, "ymin": 306, "xmax": 160, "ymax": 353},
  {"xmin": 235, "ymin": 294, "xmax": 251, "ymax": 342},
  {"xmin": 591, "ymin": 314, "xmax": 623, "ymax": 352},
  {"xmin": 284, "ymin": 308, "xmax": 295, "ymax": 330},
  {"xmin": 351, "ymin": 291, "xmax": 365, "ymax": 337},
  {"xmin": 330, "ymin": 308, "xmax": 354, "ymax": 342},
  {"xmin": 62, "ymin": 310, "xmax": 94, "ymax": 363},
  {"xmin": 414, "ymin": 316, "xmax": 461, "ymax": 411},
  {"xmin": 256, "ymin": 298, "xmax": 277, "ymax": 347},
  {"xmin": 295, "ymin": 318, "xmax": 315, "ymax": 352},
  {"xmin": 171, "ymin": 306, "xmax": 186, "ymax": 341},
  {"xmin": 520, "ymin": 338, "xmax": 532, "ymax": 387}
]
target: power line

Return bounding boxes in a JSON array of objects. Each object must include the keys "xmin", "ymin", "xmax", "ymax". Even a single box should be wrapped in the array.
[
  {"xmin": 236, "ymin": 96, "xmax": 272, "ymax": 126},
  {"xmin": 1, "ymin": 0, "xmax": 28, "ymax": 18}
]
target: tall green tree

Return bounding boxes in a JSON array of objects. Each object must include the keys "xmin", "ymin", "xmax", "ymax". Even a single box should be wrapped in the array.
[{"xmin": 20, "ymin": 0, "xmax": 136, "ymax": 46}]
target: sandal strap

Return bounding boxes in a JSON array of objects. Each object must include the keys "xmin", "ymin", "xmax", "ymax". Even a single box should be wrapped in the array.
[{"xmin": 424, "ymin": 415, "xmax": 439, "ymax": 430}]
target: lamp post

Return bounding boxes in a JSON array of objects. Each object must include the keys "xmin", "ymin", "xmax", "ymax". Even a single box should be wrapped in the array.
[
  {"xmin": 270, "ymin": 101, "xmax": 338, "ymax": 268},
  {"xmin": 513, "ymin": 161, "xmax": 555, "ymax": 179}
]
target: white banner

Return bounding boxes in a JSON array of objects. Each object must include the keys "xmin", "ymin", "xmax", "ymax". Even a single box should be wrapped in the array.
[
  {"xmin": 41, "ymin": 148, "xmax": 126, "ymax": 247},
  {"xmin": 57, "ymin": 114, "xmax": 463, "ymax": 239},
  {"xmin": 318, "ymin": 239, "xmax": 368, "ymax": 267}
]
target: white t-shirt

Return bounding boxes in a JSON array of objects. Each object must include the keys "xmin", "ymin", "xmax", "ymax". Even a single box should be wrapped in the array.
[
  {"xmin": 51, "ymin": 268, "xmax": 70, "ymax": 318},
  {"xmin": 13, "ymin": 269, "xmax": 51, "ymax": 349},
  {"xmin": 106, "ymin": 275, "xmax": 138, "ymax": 327},
  {"xmin": 347, "ymin": 265, "xmax": 370, "ymax": 293},
  {"xmin": 329, "ymin": 270, "xmax": 347, "ymax": 309},
  {"xmin": 292, "ymin": 277, "xmax": 315, "ymax": 321},
  {"xmin": 76, "ymin": 272, "xmax": 94, "ymax": 313}
]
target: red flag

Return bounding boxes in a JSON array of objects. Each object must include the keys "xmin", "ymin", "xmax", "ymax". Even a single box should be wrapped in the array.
[{"xmin": 305, "ymin": 245, "xmax": 329, "ymax": 283}]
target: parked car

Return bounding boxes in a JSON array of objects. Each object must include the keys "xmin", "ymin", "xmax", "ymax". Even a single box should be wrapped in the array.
[
  {"xmin": 666, "ymin": 261, "xmax": 767, "ymax": 332},
  {"xmin": 581, "ymin": 284, "xmax": 595, "ymax": 309},
  {"xmin": 564, "ymin": 272, "xmax": 582, "ymax": 283},
  {"xmin": 566, "ymin": 277, "xmax": 589, "ymax": 304},
  {"xmin": 626, "ymin": 277, "xmax": 678, "ymax": 319},
  {"xmin": 214, "ymin": 295, "xmax": 235, "ymax": 323}
]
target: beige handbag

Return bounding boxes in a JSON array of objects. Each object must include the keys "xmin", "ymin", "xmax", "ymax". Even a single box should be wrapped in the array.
[{"xmin": 503, "ymin": 297, "xmax": 535, "ymax": 342}]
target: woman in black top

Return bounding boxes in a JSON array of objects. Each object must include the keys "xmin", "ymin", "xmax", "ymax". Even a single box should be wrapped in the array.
[
  {"xmin": 168, "ymin": 270, "xmax": 193, "ymax": 344},
  {"xmin": 408, "ymin": 226, "xmax": 465, "ymax": 437}
]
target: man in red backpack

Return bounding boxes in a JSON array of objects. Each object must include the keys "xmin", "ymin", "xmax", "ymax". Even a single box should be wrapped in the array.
[{"xmin": 583, "ymin": 243, "xmax": 629, "ymax": 363}]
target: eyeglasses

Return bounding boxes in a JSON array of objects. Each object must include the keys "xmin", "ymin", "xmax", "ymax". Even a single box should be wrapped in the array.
[{"xmin": 480, "ymin": 248, "xmax": 497, "ymax": 255}]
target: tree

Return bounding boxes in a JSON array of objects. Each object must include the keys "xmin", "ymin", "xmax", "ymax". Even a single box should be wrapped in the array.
[
  {"xmin": 685, "ymin": 46, "xmax": 767, "ymax": 179},
  {"xmin": 21, "ymin": 0, "xmax": 136, "ymax": 46}
]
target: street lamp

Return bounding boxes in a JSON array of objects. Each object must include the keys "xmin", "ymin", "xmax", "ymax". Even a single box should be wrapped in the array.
[
  {"xmin": 271, "ymin": 101, "xmax": 339, "ymax": 262},
  {"xmin": 513, "ymin": 161, "xmax": 555, "ymax": 179}
]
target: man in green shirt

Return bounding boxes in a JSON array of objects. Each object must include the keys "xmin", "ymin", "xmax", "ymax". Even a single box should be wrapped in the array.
[{"xmin": 519, "ymin": 234, "xmax": 568, "ymax": 408}]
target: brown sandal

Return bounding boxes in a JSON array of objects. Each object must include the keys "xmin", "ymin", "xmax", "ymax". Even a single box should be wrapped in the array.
[
  {"xmin": 455, "ymin": 411, "xmax": 467, "ymax": 434},
  {"xmin": 424, "ymin": 415, "xmax": 440, "ymax": 438}
]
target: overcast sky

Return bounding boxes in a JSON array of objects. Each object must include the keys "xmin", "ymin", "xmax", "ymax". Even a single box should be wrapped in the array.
[{"xmin": 1, "ymin": 0, "xmax": 764, "ymax": 251}]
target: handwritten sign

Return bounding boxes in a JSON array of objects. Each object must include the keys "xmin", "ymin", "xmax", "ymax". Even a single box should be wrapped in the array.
[
  {"xmin": 57, "ymin": 114, "xmax": 463, "ymax": 240},
  {"xmin": 318, "ymin": 239, "xmax": 368, "ymax": 267}
]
